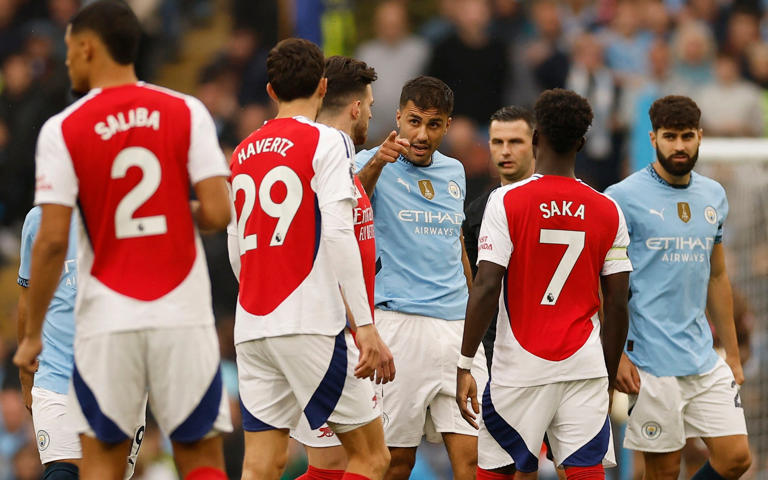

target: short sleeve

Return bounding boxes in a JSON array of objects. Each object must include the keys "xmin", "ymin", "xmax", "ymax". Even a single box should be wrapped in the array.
[
  {"xmin": 313, "ymin": 128, "xmax": 356, "ymax": 209},
  {"xmin": 601, "ymin": 199, "xmax": 633, "ymax": 276},
  {"xmin": 18, "ymin": 208, "xmax": 41, "ymax": 286},
  {"xmin": 715, "ymin": 189, "xmax": 729, "ymax": 244},
  {"xmin": 354, "ymin": 148, "xmax": 375, "ymax": 173},
  {"xmin": 185, "ymin": 96, "xmax": 230, "ymax": 184},
  {"xmin": 34, "ymin": 116, "xmax": 78, "ymax": 207},
  {"xmin": 476, "ymin": 190, "xmax": 513, "ymax": 267}
]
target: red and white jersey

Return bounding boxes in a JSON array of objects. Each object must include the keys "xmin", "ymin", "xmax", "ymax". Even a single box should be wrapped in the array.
[
  {"xmin": 353, "ymin": 175, "xmax": 375, "ymax": 317},
  {"xmin": 34, "ymin": 83, "xmax": 229, "ymax": 338},
  {"xmin": 478, "ymin": 174, "xmax": 632, "ymax": 387},
  {"xmin": 230, "ymin": 117, "xmax": 358, "ymax": 343}
]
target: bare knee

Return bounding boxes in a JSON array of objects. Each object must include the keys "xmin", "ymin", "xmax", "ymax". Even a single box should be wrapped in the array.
[
  {"xmin": 715, "ymin": 449, "xmax": 752, "ymax": 479},
  {"xmin": 643, "ymin": 453, "xmax": 681, "ymax": 480},
  {"xmin": 452, "ymin": 456, "xmax": 478, "ymax": 480},
  {"xmin": 385, "ymin": 448, "xmax": 415, "ymax": 480},
  {"xmin": 242, "ymin": 451, "xmax": 287, "ymax": 480}
]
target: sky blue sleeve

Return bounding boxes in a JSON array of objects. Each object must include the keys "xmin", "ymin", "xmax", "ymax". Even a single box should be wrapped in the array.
[
  {"xmin": 18, "ymin": 208, "xmax": 41, "ymax": 286},
  {"xmin": 354, "ymin": 149, "xmax": 374, "ymax": 172},
  {"xmin": 715, "ymin": 188, "xmax": 729, "ymax": 244}
]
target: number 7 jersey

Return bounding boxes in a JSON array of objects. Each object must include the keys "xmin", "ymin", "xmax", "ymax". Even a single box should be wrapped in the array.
[
  {"xmin": 229, "ymin": 116, "xmax": 358, "ymax": 344},
  {"xmin": 34, "ymin": 83, "xmax": 230, "ymax": 338},
  {"xmin": 477, "ymin": 174, "xmax": 632, "ymax": 387}
]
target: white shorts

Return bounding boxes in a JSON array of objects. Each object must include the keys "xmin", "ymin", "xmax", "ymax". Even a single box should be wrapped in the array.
[
  {"xmin": 69, "ymin": 325, "xmax": 232, "ymax": 444},
  {"xmin": 32, "ymin": 386, "xmax": 145, "ymax": 477},
  {"xmin": 238, "ymin": 330, "xmax": 380, "ymax": 433},
  {"xmin": 624, "ymin": 357, "xmax": 748, "ymax": 453},
  {"xmin": 479, "ymin": 378, "xmax": 615, "ymax": 472},
  {"xmin": 374, "ymin": 310, "xmax": 488, "ymax": 447}
]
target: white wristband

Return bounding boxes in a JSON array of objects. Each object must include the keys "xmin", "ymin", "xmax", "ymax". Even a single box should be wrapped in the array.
[{"xmin": 457, "ymin": 354, "xmax": 474, "ymax": 371}]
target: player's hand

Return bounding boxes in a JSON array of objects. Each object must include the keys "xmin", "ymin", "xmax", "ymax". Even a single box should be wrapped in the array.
[
  {"xmin": 374, "ymin": 337, "xmax": 395, "ymax": 385},
  {"xmin": 372, "ymin": 131, "xmax": 409, "ymax": 165},
  {"xmin": 726, "ymin": 354, "xmax": 745, "ymax": 385},
  {"xmin": 354, "ymin": 325, "xmax": 382, "ymax": 380},
  {"xmin": 456, "ymin": 368, "xmax": 479, "ymax": 429},
  {"xmin": 615, "ymin": 352, "xmax": 640, "ymax": 394},
  {"xmin": 19, "ymin": 366, "xmax": 36, "ymax": 414},
  {"xmin": 14, "ymin": 337, "xmax": 42, "ymax": 375}
]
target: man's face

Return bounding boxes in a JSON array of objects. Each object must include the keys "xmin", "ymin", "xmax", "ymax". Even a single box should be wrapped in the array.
[
  {"xmin": 489, "ymin": 119, "xmax": 534, "ymax": 183},
  {"xmin": 64, "ymin": 25, "xmax": 90, "ymax": 94},
  {"xmin": 651, "ymin": 127, "xmax": 702, "ymax": 176},
  {"xmin": 396, "ymin": 100, "xmax": 451, "ymax": 166},
  {"xmin": 351, "ymin": 84, "xmax": 374, "ymax": 146}
]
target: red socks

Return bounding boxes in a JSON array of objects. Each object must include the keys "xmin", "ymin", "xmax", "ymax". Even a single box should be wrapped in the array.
[
  {"xmin": 564, "ymin": 465, "xmax": 605, "ymax": 480},
  {"xmin": 297, "ymin": 465, "xmax": 345, "ymax": 480},
  {"xmin": 184, "ymin": 467, "xmax": 227, "ymax": 480},
  {"xmin": 340, "ymin": 473, "xmax": 372, "ymax": 480},
  {"xmin": 477, "ymin": 467, "xmax": 515, "ymax": 480}
]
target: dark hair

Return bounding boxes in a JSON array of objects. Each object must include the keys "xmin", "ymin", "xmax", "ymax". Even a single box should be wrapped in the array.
[
  {"xmin": 267, "ymin": 38, "xmax": 325, "ymax": 102},
  {"xmin": 649, "ymin": 95, "xmax": 701, "ymax": 132},
  {"xmin": 490, "ymin": 106, "xmax": 534, "ymax": 131},
  {"xmin": 69, "ymin": 0, "xmax": 141, "ymax": 65},
  {"xmin": 399, "ymin": 76, "xmax": 453, "ymax": 116},
  {"xmin": 534, "ymin": 89, "xmax": 593, "ymax": 154},
  {"xmin": 321, "ymin": 56, "xmax": 377, "ymax": 112}
]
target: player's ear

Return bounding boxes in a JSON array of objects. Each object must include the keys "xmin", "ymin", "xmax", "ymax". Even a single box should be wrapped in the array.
[
  {"xmin": 266, "ymin": 83, "xmax": 279, "ymax": 102},
  {"xmin": 649, "ymin": 130, "xmax": 657, "ymax": 148},
  {"xmin": 445, "ymin": 116, "xmax": 452, "ymax": 132},
  {"xmin": 532, "ymin": 129, "xmax": 539, "ymax": 147},
  {"xmin": 316, "ymin": 77, "xmax": 328, "ymax": 99},
  {"xmin": 351, "ymin": 100, "xmax": 361, "ymax": 120}
]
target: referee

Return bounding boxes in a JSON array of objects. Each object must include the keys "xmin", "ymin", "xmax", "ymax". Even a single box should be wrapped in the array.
[{"xmin": 462, "ymin": 106, "xmax": 534, "ymax": 369}]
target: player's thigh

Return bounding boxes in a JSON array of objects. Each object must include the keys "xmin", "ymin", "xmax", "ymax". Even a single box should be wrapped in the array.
[
  {"xmin": 242, "ymin": 429, "xmax": 291, "ymax": 479},
  {"xmin": 480, "ymin": 381, "xmax": 557, "ymax": 473},
  {"xmin": 373, "ymin": 310, "xmax": 442, "ymax": 447},
  {"xmin": 642, "ymin": 450, "xmax": 683, "ymax": 480},
  {"xmin": 547, "ymin": 378, "xmax": 614, "ymax": 469},
  {"xmin": 70, "ymin": 332, "xmax": 147, "ymax": 444},
  {"xmin": 700, "ymin": 435, "xmax": 751, "ymax": 478},
  {"xmin": 31, "ymin": 387, "xmax": 81, "ymax": 465},
  {"xmin": 291, "ymin": 415, "xmax": 347, "ymax": 470},
  {"xmin": 683, "ymin": 358, "xmax": 747, "ymax": 441},
  {"xmin": 146, "ymin": 325, "xmax": 232, "ymax": 443},
  {"xmin": 623, "ymin": 367, "xmax": 686, "ymax": 453}
]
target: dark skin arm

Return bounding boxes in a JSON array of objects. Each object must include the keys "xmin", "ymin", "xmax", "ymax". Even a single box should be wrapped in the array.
[
  {"xmin": 600, "ymin": 271, "xmax": 630, "ymax": 390},
  {"xmin": 456, "ymin": 260, "xmax": 506, "ymax": 429}
]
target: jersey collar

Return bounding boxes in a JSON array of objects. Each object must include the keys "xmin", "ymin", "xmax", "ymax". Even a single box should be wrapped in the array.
[
  {"xmin": 397, "ymin": 154, "xmax": 433, "ymax": 168},
  {"xmin": 646, "ymin": 164, "xmax": 692, "ymax": 189}
]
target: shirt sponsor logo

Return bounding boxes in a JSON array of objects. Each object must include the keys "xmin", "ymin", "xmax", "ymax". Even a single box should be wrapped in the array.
[
  {"xmin": 418, "ymin": 179, "xmax": 435, "ymax": 200},
  {"xmin": 645, "ymin": 236, "xmax": 714, "ymax": 263},
  {"xmin": 677, "ymin": 202, "xmax": 691, "ymax": 223},
  {"xmin": 704, "ymin": 206, "xmax": 717, "ymax": 225}
]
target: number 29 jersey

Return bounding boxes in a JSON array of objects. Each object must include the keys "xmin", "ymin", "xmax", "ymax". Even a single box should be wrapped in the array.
[
  {"xmin": 230, "ymin": 116, "xmax": 357, "ymax": 344},
  {"xmin": 478, "ymin": 175, "xmax": 632, "ymax": 387},
  {"xmin": 34, "ymin": 83, "xmax": 230, "ymax": 339}
]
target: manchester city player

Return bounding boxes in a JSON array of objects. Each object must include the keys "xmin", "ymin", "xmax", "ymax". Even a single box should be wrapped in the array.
[
  {"xmin": 605, "ymin": 96, "xmax": 751, "ymax": 480},
  {"xmin": 17, "ymin": 207, "xmax": 143, "ymax": 480},
  {"xmin": 356, "ymin": 76, "xmax": 488, "ymax": 480}
]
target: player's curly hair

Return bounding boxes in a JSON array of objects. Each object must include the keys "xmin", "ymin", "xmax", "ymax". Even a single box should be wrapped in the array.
[
  {"xmin": 399, "ymin": 76, "xmax": 454, "ymax": 116},
  {"xmin": 70, "ymin": 0, "xmax": 141, "ymax": 65},
  {"xmin": 322, "ymin": 56, "xmax": 377, "ymax": 113},
  {"xmin": 267, "ymin": 38, "xmax": 325, "ymax": 102},
  {"xmin": 534, "ymin": 89, "xmax": 593, "ymax": 154},
  {"xmin": 649, "ymin": 95, "xmax": 701, "ymax": 132}
]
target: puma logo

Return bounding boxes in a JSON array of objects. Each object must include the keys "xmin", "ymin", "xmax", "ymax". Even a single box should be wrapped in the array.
[
  {"xmin": 649, "ymin": 208, "xmax": 665, "ymax": 221},
  {"xmin": 397, "ymin": 178, "xmax": 410, "ymax": 192}
]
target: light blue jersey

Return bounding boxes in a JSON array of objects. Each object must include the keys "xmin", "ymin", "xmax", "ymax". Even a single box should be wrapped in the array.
[
  {"xmin": 17, "ymin": 207, "xmax": 77, "ymax": 394},
  {"xmin": 605, "ymin": 165, "xmax": 728, "ymax": 377},
  {"xmin": 355, "ymin": 149, "xmax": 467, "ymax": 320}
]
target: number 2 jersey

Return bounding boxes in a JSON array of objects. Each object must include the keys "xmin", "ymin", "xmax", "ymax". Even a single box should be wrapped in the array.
[
  {"xmin": 34, "ymin": 83, "xmax": 230, "ymax": 338},
  {"xmin": 230, "ymin": 117, "xmax": 371, "ymax": 344},
  {"xmin": 478, "ymin": 174, "xmax": 633, "ymax": 387}
]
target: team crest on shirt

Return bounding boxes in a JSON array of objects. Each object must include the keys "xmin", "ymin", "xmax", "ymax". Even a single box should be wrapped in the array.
[
  {"xmin": 37, "ymin": 430, "xmax": 50, "ymax": 451},
  {"xmin": 641, "ymin": 422, "xmax": 662, "ymax": 440},
  {"xmin": 677, "ymin": 202, "xmax": 691, "ymax": 223},
  {"xmin": 447, "ymin": 181, "xmax": 462, "ymax": 199},
  {"xmin": 418, "ymin": 180, "xmax": 435, "ymax": 200},
  {"xmin": 704, "ymin": 206, "xmax": 718, "ymax": 225}
]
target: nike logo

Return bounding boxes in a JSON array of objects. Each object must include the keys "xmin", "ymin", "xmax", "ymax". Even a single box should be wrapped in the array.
[
  {"xmin": 397, "ymin": 178, "xmax": 410, "ymax": 192},
  {"xmin": 649, "ymin": 208, "xmax": 665, "ymax": 220}
]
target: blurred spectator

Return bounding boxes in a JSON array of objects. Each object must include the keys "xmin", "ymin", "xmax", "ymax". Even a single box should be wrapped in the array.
[
  {"xmin": 678, "ymin": 0, "xmax": 730, "ymax": 44},
  {"xmin": 526, "ymin": 0, "xmax": 571, "ymax": 92},
  {"xmin": 697, "ymin": 54, "xmax": 764, "ymax": 137},
  {"xmin": 356, "ymin": 1, "xmax": 428, "ymax": 145},
  {"xmin": 427, "ymin": 0, "xmax": 508, "ymax": 126},
  {"xmin": 293, "ymin": 0, "xmax": 356, "ymax": 56},
  {"xmin": 559, "ymin": 0, "xmax": 599, "ymax": 43},
  {"xmin": 722, "ymin": 6, "xmax": 762, "ymax": 71},
  {"xmin": 622, "ymin": 40, "xmax": 687, "ymax": 171},
  {"xmin": 643, "ymin": 0, "xmax": 673, "ymax": 38},
  {"xmin": 420, "ymin": 0, "xmax": 458, "ymax": 44},
  {"xmin": 567, "ymin": 33, "xmax": 625, "ymax": 190},
  {"xmin": 670, "ymin": 20, "xmax": 716, "ymax": 89},
  {"xmin": 12, "ymin": 443, "xmax": 42, "ymax": 480},
  {"xmin": 0, "ymin": 0, "xmax": 22, "ymax": 63},
  {"xmin": 746, "ymin": 42, "xmax": 768, "ymax": 135},
  {"xmin": 441, "ymin": 116, "xmax": 493, "ymax": 203},
  {"xmin": 600, "ymin": 0, "xmax": 654, "ymax": 79},
  {"xmin": 0, "ymin": 363, "xmax": 32, "ymax": 480},
  {"xmin": 489, "ymin": 0, "xmax": 525, "ymax": 43}
]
